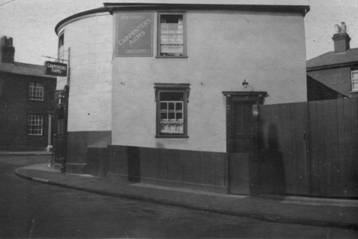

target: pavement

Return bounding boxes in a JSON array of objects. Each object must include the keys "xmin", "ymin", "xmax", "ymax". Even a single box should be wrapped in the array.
[
  {"xmin": 15, "ymin": 162, "xmax": 358, "ymax": 231},
  {"xmin": 0, "ymin": 150, "xmax": 52, "ymax": 156}
]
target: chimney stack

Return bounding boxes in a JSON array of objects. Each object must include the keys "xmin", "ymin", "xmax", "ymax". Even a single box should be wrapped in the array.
[
  {"xmin": 0, "ymin": 36, "xmax": 15, "ymax": 63},
  {"xmin": 332, "ymin": 22, "xmax": 350, "ymax": 53}
]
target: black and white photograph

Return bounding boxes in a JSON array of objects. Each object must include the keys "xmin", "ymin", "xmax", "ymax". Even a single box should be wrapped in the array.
[{"xmin": 0, "ymin": 0, "xmax": 358, "ymax": 238}]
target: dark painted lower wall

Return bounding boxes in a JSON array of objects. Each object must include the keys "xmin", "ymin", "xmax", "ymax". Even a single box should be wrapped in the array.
[
  {"xmin": 84, "ymin": 145, "xmax": 229, "ymax": 193},
  {"xmin": 81, "ymin": 145, "xmax": 291, "ymax": 196},
  {"xmin": 66, "ymin": 131, "xmax": 111, "ymax": 164}
]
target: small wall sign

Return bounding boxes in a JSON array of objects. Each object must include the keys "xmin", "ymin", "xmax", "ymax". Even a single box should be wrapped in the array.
[{"xmin": 45, "ymin": 61, "xmax": 67, "ymax": 76}]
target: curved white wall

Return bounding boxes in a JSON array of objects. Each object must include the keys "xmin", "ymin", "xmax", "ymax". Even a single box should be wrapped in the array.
[
  {"xmin": 59, "ymin": 9, "xmax": 307, "ymax": 153},
  {"xmin": 112, "ymin": 11, "xmax": 307, "ymax": 152},
  {"xmin": 59, "ymin": 13, "xmax": 113, "ymax": 132}
]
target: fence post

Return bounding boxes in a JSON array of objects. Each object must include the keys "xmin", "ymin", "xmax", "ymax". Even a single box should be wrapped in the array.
[{"xmin": 305, "ymin": 101, "xmax": 313, "ymax": 195}]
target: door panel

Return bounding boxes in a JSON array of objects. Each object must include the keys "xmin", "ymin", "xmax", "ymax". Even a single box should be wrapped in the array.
[
  {"xmin": 228, "ymin": 99, "xmax": 258, "ymax": 195},
  {"xmin": 231, "ymin": 101, "xmax": 256, "ymax": 153}
]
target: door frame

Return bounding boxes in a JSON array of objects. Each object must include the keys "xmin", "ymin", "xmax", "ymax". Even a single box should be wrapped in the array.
[
  {"xmin": 223, "ymin": 91, "xmax": 267, "ymax": 194},
  {"xmin": 223, "ymin": 91, "xmax": 267, "ymax": 153}
]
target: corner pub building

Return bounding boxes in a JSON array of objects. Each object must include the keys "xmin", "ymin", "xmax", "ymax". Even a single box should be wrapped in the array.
[{"xmin": 55, "ymin": 1, "xmax": 309, "ymax": 194}]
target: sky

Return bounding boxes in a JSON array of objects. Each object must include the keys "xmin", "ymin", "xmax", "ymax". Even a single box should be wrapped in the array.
[{"xmin": 0, "ymin": 0, "xmax": 357, "ymax": 64}]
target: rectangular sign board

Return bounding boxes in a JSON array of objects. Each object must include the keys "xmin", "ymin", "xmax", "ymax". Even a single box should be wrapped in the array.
[
  {"xmin": 45, "ymin": 61, "xmax": 67, "ymax": 76},
  {"xmin": 115, "ymin": 12, "xmax": 153, "ymax": 57}
]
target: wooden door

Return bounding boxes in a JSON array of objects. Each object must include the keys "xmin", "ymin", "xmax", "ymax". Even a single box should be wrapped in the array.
[
  {"xmin": 231, "ymin": 101, "xmax": 256, "ymax": 153},
  {"xmin": 229, "ymin": 100, "xmax": 257, "ymax": 194},
  {"xmin": 224, "ymin": 92, "xmax": 266, "ymax": 195}
]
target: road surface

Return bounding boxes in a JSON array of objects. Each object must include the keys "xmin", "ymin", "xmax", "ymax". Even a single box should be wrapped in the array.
[{"xmin": 0, "ymin": 155, "xmax": 357, "ymax": 238}]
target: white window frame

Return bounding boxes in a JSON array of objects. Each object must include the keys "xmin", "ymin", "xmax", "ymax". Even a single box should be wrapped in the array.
[
  {"xmin": 28, "ymin": 82, "xmax": 44, "ymax": 102},
  {"xmin": 351, "ymin": 69, "xmax": 358, "ymax": 92},
  {"xmin": 157, "ymin": 12, "xmax": 187, "ymax": 58},
  {"xmin": 160, "ymin": 100, "xmax": 184, "ymax": 135},
  {"xmin": 27, "ymin": 114, "xmax": 44, "ymax": 136},
  {"xmin": 154, "ymin": 83, "xmax": 190, "ymax": 138}
]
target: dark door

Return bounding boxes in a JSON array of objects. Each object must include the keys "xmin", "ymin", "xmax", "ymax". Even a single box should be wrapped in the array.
[
  {"xmin": 224, "ymin": 92, "xmax": 266, "ymax": 195},
  {"xmin": 230, "ymin": 101, "xmax": 256, "ymax": 153},
  {"xmin": 228, "ymin": 100, "xmax": 257, "ymax": 195}
]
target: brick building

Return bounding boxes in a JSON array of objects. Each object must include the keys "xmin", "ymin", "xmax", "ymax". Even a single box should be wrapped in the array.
[
  {"xmin": 0, "ymin": 36, "xmax": 57, "ymax": 150},
  {"xmin": 307, "ymin": 22, "xmax": 358, "ymax": 101}
]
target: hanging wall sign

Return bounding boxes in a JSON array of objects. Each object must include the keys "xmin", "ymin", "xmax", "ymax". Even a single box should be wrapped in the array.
[
  {"xmin": 115, "ymin": 12, "xmax": 153, "ymax": 57},
  {"xmin": 45, "ymin": 61, "xmax": 67, "ymax": 76}
]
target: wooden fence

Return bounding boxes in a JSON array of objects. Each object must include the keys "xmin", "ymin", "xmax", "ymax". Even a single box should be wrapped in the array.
[{"xmin": 259, "ymin": 97, "xmax": 358, "ymax": 198}]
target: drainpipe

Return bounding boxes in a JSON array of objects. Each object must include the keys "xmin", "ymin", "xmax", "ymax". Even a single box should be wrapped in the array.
[{"xmin": 46, "ymin": 113, "xmax": 53, "ymax": 152}]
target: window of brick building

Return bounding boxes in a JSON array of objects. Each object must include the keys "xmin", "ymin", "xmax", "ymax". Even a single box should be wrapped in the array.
[
  {"xmin": 351, "ymin": 70, "xmax": 358, "ymax": 92},
  {"xmin": 27, "ymin": 114, "xmax": 44, "ymax": 136},
  {"xmin": 28, "ymin": 82, "xmax": 44, "ymax": 101}
]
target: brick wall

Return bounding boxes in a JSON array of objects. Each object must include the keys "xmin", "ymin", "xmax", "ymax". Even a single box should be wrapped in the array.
[{"xmin": 0, "ymin": 72, "xmax": 56, "ymax": 150}]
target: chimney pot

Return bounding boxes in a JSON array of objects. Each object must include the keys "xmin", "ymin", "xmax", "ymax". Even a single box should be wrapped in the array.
[
  {"xmin": 0, "ymin": 36, "xmax": 15, "ymax": 63},
  {"xmin": 332, "ymin": 22, "xmax": 350, "ymax": 53}
]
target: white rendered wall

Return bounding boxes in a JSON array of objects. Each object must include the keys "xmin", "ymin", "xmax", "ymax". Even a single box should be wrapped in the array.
[
  {"xmin": 59, "ymin": 13, "xmax": 113, "ymax": 132},
  {"xmin": 112, "ymin": 11, "xmax": 307, "ymax": 152}
]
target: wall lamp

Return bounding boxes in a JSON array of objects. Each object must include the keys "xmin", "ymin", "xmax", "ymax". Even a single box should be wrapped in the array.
[
  {"xmin": 242, "ymin": 79, "xmax": 249, "ymax": 88},
  {"xmin": 252, "ymin": 104, "xmax": 259, "ymax": 117}
]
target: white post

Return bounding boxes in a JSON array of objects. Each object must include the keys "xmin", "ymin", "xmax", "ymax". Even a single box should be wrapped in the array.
[{"xmin": 46, "ymin": 114, "xmax": 53, "ymax": 152}]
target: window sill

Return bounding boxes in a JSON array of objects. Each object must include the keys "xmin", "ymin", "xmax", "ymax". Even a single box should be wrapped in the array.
[
  {"xmin": 155, "ymin": 55, "xmax": 188, "ymax": 59},
  {"xmin": 156, "ymin": 135, "xmax": 189, "ymax": 139}
]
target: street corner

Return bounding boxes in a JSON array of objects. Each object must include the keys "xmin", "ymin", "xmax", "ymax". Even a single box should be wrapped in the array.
[{"xmin": 14, "ymin": 163, "xmax": 58, "ymax": 183}]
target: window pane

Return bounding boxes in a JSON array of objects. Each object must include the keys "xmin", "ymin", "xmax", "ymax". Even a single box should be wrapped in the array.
[
  {"xmin": 352, "ymin": 71, "xmax": 358, "ymax": 91},
  {"xmin": 159, "ymin": 14, "xmax": 184, "ymax": 56},
  {"xmin": 28, "ymin": 82, "xmax": 44, "ymax": 101},
  {"xmin": 168, "ymin": 112, "xmax": 175, "ymax": 119},
  {"xmin": 160, "ymin": 92, "xmax": 183, "ymax": 101},
  {"xmin": 352, "ymin": 80, "xmax": 358, "ymax": 91},
  {"xmin": 176, "ymin": 112, "xmax": 183, "ymax": 119},
  {"xmin": 168, "ymin": 102, "xmax": 175, "ymax": 110},
  {"xmin": 160, "ymin": 14, "xmax": 182, "ymax": 24},
  {"xmin": 27, "ymin": 114, "xmax": 43, "ymax": 136},
  {"xmin": 160, "ymin": 112, "xmax": 167, "ymax": 120},
  {"xmin": 176, "ymin": 102, "xmax": 182, "ymax": 110},
  {"xmin": 160, "ymin": 102, "xmax": 167, "ymax": 110},
  {"xmin": 160, "ymin": 120, "xmax": 183, "ymax": 134},
  {"xmin": 160, "ymin": 45, "xmax": 184, "ymax": 55}
]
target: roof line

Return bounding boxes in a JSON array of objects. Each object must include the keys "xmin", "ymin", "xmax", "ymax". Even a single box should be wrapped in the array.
[
  {"xmin": 104, "ymin": 3, "xmax": 309, "ymax": 14},
  {"xmin": 0, "ymin": 70, "xmax": 55, "ymax": 79},
  {"xmin": 55, "ymin": 3, "xmax": 309, "ymax": 35},
  {"xmin": 307, "ymin": 61, "xmax": 358, "ymax": 72},
  {"xmin": 55, "ymin": 7, "xmax": 108, "ymax": 34},
  {"xmin": 307, "ymin": 75, "xmax": 350, "ymax": 98}
]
